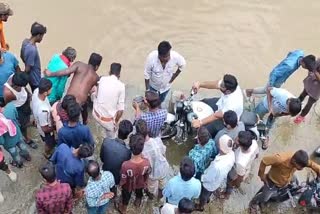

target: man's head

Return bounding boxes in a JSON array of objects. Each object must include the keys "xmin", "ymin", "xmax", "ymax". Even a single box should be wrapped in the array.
[
  {"xmin": 62, "ymin": 47, "xmax": 77, "ymax": 63},
  {"xmin": 75, "ymin": 144, "xmax": 93, "ymax": 159},
  {"xmin": 158, "ymin": 41, "xmax": 171, "ymax": 64},
  {"xmin": 145, "ymin": 90, "xmax": 161, "ymax": 109},
  {"xmin": 88, "ymin": 53, "xmax": 102, "ymax": 71},
  {"xmin": 39, "ymin": 162, "xmax": 56, "ymax": 184},
  {"xmin": 86, "ymin": 160, "xmax": 100, "ymax": 179},
  {"xmin": 61, "ymin": 94, "xmax": 76, "ymax": 110},
  {"xmin": 109, "ymin": 63, "xmax": 121, "ymax": 78},
  {"xmin": 0, "ymin": 3, "xmax": 13, "ymax": 22},
  {"xmin": 291, "ymin": 150, "xmax": 309, "ymax": 170},
  {"xmin": 287, "ymin": 98, "xmax": 302, "ymax": 116},
  {"xmin": 30, "ymin": 22, "xmax": 47, "ymax": 43},
  {"xmin": 237, "ymin": 131, "xmax": 253, "ymax": 151},
  {"xmin": 12, "ymin": 72, "xmax": 29, "ymax": 87},
  {"xmin": 197, "ymin": 126, "xmax": 211, "ymax": 146},
  {"xmin": 223, "ymin": 110, "xmax": 238, "ymax": 129},
  {"xmin": 220, "ymin": 74, "xmax": 238, "ymax": 95},
  {"xmin": 129, "ymin": 134, "xmax": 145, "ymax": 156},
  {"xmin": 300, "ymin": 55, "xmax": 316, "ymax": 72},
  {"xmin": 135, "ymin": 119, "xmax": 148, "ymax": 139},
  {"xmin": 218, "ymin": 134, "xmax": 233, "ymax": 154},
  {"xmin": 177, "ymin": 198, "xmax": 194, "ymax": 214},
  {"xmin": 180, "ymin": 157, "xmax": 195, "ymax": 181},
  {"xmin": 67, "ymin": 102, "xmax": 81, "ymax": 123},
  {"xmin": 38, "ymin": 78, "xmax": 52, "ymax": 96},
  {"xmin": 118, "ymin": 120, "xmax": 133, "ymax": 140}
]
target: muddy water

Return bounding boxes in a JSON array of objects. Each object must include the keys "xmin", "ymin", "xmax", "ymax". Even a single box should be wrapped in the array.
[{"xmin": 1, "ymin": 0, "xmax": 320, "ymax": 213}]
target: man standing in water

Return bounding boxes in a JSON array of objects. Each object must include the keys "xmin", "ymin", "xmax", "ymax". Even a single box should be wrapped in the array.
[{"xmin": 45, "ymin": 53, "xmax": 102, "ymax": 124}]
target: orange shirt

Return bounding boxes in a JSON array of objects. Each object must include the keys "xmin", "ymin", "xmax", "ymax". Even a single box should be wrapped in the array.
[{"xmin": 0, "ymin": 21, "xmax": 6, "ymax": 49}]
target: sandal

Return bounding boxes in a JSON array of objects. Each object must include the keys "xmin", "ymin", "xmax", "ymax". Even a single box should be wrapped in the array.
[
  {"xmin": 26, "ymin": 140, "xmax": 38, "ymax": 149},
  {"xmin": 261, "ymin": 136, "xmax": 269, "ymax": 150}
]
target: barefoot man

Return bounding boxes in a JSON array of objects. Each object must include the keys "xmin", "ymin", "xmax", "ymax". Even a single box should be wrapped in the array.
[{"xmin": 44, "ymin": 53, "xmax": 102, "ymax": 124}]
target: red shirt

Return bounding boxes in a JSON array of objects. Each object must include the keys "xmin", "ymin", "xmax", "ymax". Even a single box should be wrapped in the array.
[{"xmin": 36, "ymin": 182, "xmax": 73, "ymax": 214}]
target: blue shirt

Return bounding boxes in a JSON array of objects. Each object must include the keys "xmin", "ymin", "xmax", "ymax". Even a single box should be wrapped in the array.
[
  {"xmin": 20, "ymin": 39, "xmax": 41, "ymax": 86},
  {"xmin": 262, "ymin": 88, "xmax": 294, "ymax": 115},
  {"xmin": 269, "ymin": 50, "xmax": 304, "ymax": 87},
  {"xmin": 139, "ymin": 108, "xmax": 167, "ymax": 138},
  {"xmin": 50, "ymin": 143, "xmax": 85, "ymax": 187},
  {"xmin": 58, "ymin": 122, "xmax": 94, "ymax": 149},
  {"xmin": 0, "ymin": 52, "xmax": 18, "ymax": 97},
  {"xmin": 163, "ymin": 174, "xmax": 201, "ymax": 205}
]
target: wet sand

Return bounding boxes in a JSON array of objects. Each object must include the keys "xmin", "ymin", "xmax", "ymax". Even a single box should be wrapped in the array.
[{"xmin": 1, "ymin": 0, "xmax": 320, "ymax": 213}]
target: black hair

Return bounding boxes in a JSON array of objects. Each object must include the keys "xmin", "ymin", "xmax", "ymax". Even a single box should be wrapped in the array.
[
  {"xmin": 86, "ymin": 160, "xmax": 100, "ymax": 179},
  {"xmin": 145, "ymin": 90, "xmax": 161, "ymax": 109},
  {"xmin": 238, "ymin": 131, "xmax": 253, "ymax": 151},
  {"xmin": 67, "ymin": 102, "xmax": 81, "ymax": 122},
  {"xmin": 223, "ymin": 110, "xmax": 238, "ymax": 128},
  {"xmin": 135, "ymin": 119, "xmax": 148, "ymax": 138},
  {"xmin": 61, "ymin": 95, "xmax": 76, "ymax": 110},
  {"xmin": 288, "ymin": 98, "xmax": 302, "ymax": 116},
  {"xmin": 31, "ymin": 22, "xmax": 47, "ymax": 36},
  {"xmin": 178, "ymin": 198, "xmax": 194, "ymax": 214},
  {"xmin": 118, "ymin": 120, "xmax": 133, "ymax": 140},
  {"xmin": 223, "ymin": 74, "xmax": 238, "ymax": 92},
  {"xmin": 302, "ymin": 55, "xmax": 316, "ymax": 72},
  {"xmin": 129, "ymin": 134, "xmax": 145, "ymax": 156},
  {"xmin": 110, "ymin": 63, "xmax": 121, "ymax": 76},
  {"xmin": 38, "ymin": 78, "xmax": 52, "ymax": 94},
  {"xmin": 39, "ymin": 162, "xmax": 56, "ymax": 183},
  {"xmin": 292, "ymin": 150, "xmax": 309, "ymax": 168},
  {"xmin": 158, "ymin": 41, "xmax": 172, "ymax": 56},
  {"xmin": 12, "ymin": 72, "xmax": 29, "ymax": 87},
  {"xmin": 197, "ymin": 126, "xmax": 211, "ymax": 146},
  {"xmin": 78, "ymin": 144, "xmax": 93, "ymax": 159},
  {"xmin": 88, "ymin": 53, "xmax": 102, "ymax": 68},
  {"xmin": 180, "ymin": 157, "xmax": 195, "ymax": 181}
]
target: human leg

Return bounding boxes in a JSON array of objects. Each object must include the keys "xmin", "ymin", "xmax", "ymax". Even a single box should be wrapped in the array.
[
  {"xmin": 118, "ymin": 188, "xmax": 132, "ymax": 214},
  {"xmin": 134, "ymin": 188, "xmax": 143, "ymax": 207},
  {"xmin": 197, "ymin": 185, "xmax": 213, "ymax": 211},
  {"xmin": 41, "ymin": 133, "xmax": 56, "ymax": 159},
  {"xmin": 81, "ymin": 102, "xmax": 89, "ymax": 125},
  {"xmin": 5, "ymin": 146, "xmax": 23, "ymax": 168},
  {"xmin": 17, "ymin": 141, "xmax": 31, "ymax": 161},
  {"xmin": 86, "ymin": 205, "xmax": 98, "ymax": 214},
  {"xmin": 97, "ymin": 203, "xmax": 109, "ymax": 214}
]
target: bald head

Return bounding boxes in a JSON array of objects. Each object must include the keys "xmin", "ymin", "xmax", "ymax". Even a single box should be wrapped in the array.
[{"xmin": 86, "ymin": 160, "xmax": 100, "ymax": 179}]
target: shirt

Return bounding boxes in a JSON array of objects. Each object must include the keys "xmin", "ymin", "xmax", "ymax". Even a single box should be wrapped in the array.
[
  {"xmin": 36, "ymin": 182, "xmax": 73, "ymax": 214},
  {"xmin": 100, "ymin": 138, "xmax": 131, "ymax": 185},
  {"xmin": 269, "ymin": 50, "xmax": 304, "ymax": 86},
  {"xmin": 85, "ymin": 171, "xmax": 115, "ymax": 207},
  {"xmin": 92, "ymin": 75, "xmax": 125, "ymax": 118},
  {"xmin": 262, "ymin": 88, "xmax": 294, "ymax": 115},
  {"xmin": 161, "ymin": 203, "xmax": 177, "ymax": 214},
  {"xmin": 139, "ymin": 108, "xmax": 167, "ymax": 138},
  {"xmin": 0, "ymin": 52, "xmax": 18, "ymax": 97},
  {"xmin": 201, "ymin": 151, "xmax": 235, "ymax": 192},
  {"xmin": 214, "ymin": 121, "xmax": 245, "ymax": 143},
  {"xmin": 142, "ymin": 137, "xmax": 169, "ymax": 179},
  {"xmin": 144, "ymin": 50, "xmax": 186, "ymax": 93},
  {"xmin": 262, "ymin": 152, "xmax": 320, "ymax": 188},
  {"xmin": 31, "ymin": 88, "xmax": 52, "ymax": 137},
  {"xmin": 188, "ymin": 139, "xmax": 218, "ymax": 174},
  {"xmin": 0, "ymin": 21, "xmax": 6, "ymax": 49},
  {"xmin": 20, "ymin": 39, "xmax": 41, "ymax": 86},
  {"xmin": 163, "ymin": 174, "xmax": 201, "ymax": 205},
  {"xmin": 216, "ymin": 81, "xmax": 243, "ymax": 119},
  {"xmin": 50, "ymin": 143, "xmax": 85, "ymax": 188},
  {"xmin": 58, "ymin": 122, "xmax": 94, "ymax": 149}
]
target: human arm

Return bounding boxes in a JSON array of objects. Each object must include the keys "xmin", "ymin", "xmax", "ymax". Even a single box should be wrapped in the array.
[
  {"xmin": 144, "ymin": 55, "xmax": 153, "ymax": 90},
  {"xmin": 308, "ymin": 160, "xmax": 320, "ymax": 177},
  {"xmin": 132, "ymin": 101, "xmax": 142, "ymax": 118},
  {"xmin": 192, "ymin": 110, "xmax": 224, "ymax": 128},
  {"xmin": 3, "ymin": 87, "xmax": 16, "ymax": 104},
  {"xmin": 0, "ymin": 27, "xmax": 6, "ymax": 50},
  {"xmin": 169, "ymin": 68, "xmax": 182, "ymax": 84},
  {"xmin": 145, "ymin": 79, "xmax": 150, "ymax": 91},
  {"xmin": 39, "ymin": 111, "xmax": 54, "ymax": 133},
  {"xmin": 192, "ymin": 80, "xmax": 221, "ymax": 94},
  {"xmin": 169, "ymin": 53, "xmax": 186, "ymax": 84},
  {"xmin": 258, "ymin": 154, "xmax": 282, "ymax": 183},
  {"xmin": 44, "ymin": 62, "xmax": 79, "ymax": 77},
  {"xmin": 115, "ymin": 85, "xmax": 125, "ymax": 123}
]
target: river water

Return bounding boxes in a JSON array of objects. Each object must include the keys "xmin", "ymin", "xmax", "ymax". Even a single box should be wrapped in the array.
[{"xmin": 1, "ymin": 0, "xmax": 320, "ymax": 213}]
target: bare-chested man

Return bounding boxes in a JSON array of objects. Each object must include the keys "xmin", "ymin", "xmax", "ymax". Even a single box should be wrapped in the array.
[{"xmin": 44, "ymin": 53, "xmax": 102, "ymax": 124}]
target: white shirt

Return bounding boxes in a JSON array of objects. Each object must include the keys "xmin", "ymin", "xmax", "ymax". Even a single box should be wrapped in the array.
[
  {"xmin": 201, "ymin": 151, "xmax": 235, "ymax": 192},
  {"xmin": 144, "ymin": 50, "xmax": 186, "ymax": 93},
  {"xmin": 4, "ymin": 75, "xmax": 28, "ymax": 107},
  {"xmin": 92, "ymin": 75, "xmax": 125, "ymax": 118},
  {"xmin": 216, "ymin": 80, "xmax": 244, "ymax": 119},
  {"xmin": 161, "ymin": 203, "xmax": 177, "ymax": 214},
  {"xmin": 31, "ymin": 88, "xmax": 52, "ymax": 137},
  {"xmin": 235, "ymin": 140, "xmax": 259, "ymax": 178}
]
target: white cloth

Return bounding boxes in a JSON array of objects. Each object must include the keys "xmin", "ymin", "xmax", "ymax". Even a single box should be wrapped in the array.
[
  {"xmin": 235, "ymin": 140, "xmax": 259, "ymax": 178},
  {"xmin": 201, "ymin": 151, "xmax": 235, "ymax": 192},
  {"xmin": 161, "ymin": 203, "xmax": 177, "ymax": 214},
  {"xmin": 216, "ymin": 80, "xmax": 244, "ymax": 119},
  {"xmin": 144, "ymin": 50, "xmax": 186, "ymax": 93},
  {"xmin": 4, "ymin": 75, "xmax": 27, "ymax": 107},
  {"xmin": 31, "ymin": 88, "xmax": 52, "ymax": 137}
]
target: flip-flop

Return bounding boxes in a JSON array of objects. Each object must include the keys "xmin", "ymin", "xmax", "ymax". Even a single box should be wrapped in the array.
[{"xmin": 26, "ymin": 140, "xmax": 38, "ymax": 149}]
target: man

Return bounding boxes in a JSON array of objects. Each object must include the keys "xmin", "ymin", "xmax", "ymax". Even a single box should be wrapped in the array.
[
  {"xmin": 31, "ymin": 78, "xmax": 55, "ymax": 158},
  {"xmin": 44, "ymin": 53, "xmax": 102, "ymax": 124},
  {"xmin": 214, "ymin": 110, "xmax": 245, "ymax": 143},
  {"xmin": 254, "ymin": 87, "xmax": 301, "ymax": 149},
  {"xmin": 133, "ymin": 90, "xmax": 167, "ymax": 138},
  {"xmin": 249, "ymin": 150, "xmax": 320, "ymax": 214},
  {"xmin": 85, "ymin": 160, "xmax": 115, "ymax": 214},
  {"xmin": 246, "ymin": 52, "xmax": 315, "ymax": 96},
  {"xmin": 192, "ymin": 74, "xmax": 243, "ymax": 138},
  {"xmin": 46, "ymin": 47, "xmax": 77, "ymax": 104},
  {"xmin": 0, "ymin": 3, "xmax": 13, "ymax": 50},
  {"xmin": 0, "ymin": 148, "xmax": 17, "ymax": 203},
  {"xmin": 144, "ymin": 41, "xmax": 186, "ymax": 102},
  {"xmin": 58, "ymin": 102, "xmax": 94, "ymax": 149},
  {"xmin": 100, "ymin": 120, "xmax": 133, "ymax": 194},
  {"xmin": 91, "ymin": 63, "xmax": 125, "ymax": 138},
  {"xmin": 20, "ymin": 22, "xmax": 47, "ymax": 91},
  {"xmin": 197, "ymin": 135, "xmax": 235, "ymax": 212},
  {"xmin": 36, "ymin": 162, "xmax": 73, "ymax": 214},
  {"xmin": 163, "ymin": 157, "xmax": 201, "ymax": 206},
  {"xmin": 161, "ymin": 197, "xmax": 195, "ymax": 214}
]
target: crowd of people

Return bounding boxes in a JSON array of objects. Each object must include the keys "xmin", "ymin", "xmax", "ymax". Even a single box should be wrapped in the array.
[{"xmin": 0, "ymin": 2, "xmax": 320, "ymax": 214}]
